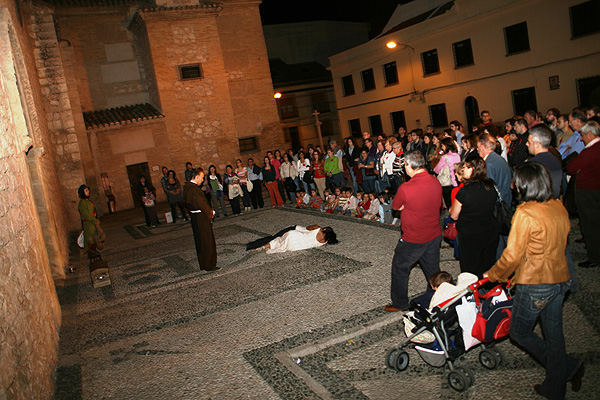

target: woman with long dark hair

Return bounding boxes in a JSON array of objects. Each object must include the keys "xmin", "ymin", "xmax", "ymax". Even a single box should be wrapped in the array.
[
  {"xmin": 449, "ymin": 156, "xmax": 499, "ymax": 277},
  {"xmin": 206, "ymin": 165, "xmax": 228, "ymax": 217},
  {"xmin": 484, "ymin": 163, "xmax": 583, "ymax": 399},
  {"xmin": 311, "ymin": 151, "xmax": 327, "ymax": 199}
]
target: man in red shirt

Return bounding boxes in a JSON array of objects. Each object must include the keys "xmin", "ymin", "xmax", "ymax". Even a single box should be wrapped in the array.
[
  {"xmin": 385, "ymin": 151, "xmax": 443, "ymax": 311},
  {"xmin": 566, "ymin": 120, "xmax": 600, "ymax": 268}
]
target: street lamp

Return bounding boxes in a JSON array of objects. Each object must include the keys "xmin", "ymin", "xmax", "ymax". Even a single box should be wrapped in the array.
[
  {"xmin": 386, "ymin": 41, "xmax": 397, "ymax": 49},
  {"xmin": 274, "ymin": 92, "xmax": 282, "ymax": 99}
]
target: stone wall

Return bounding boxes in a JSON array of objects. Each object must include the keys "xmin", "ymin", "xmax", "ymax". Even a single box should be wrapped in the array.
[
  {"xmin": 0, "ymin": 3, "xmax": 62, "ymax": 398},
  {"xmin": 29, "ymin": 7, "xmax": 86, "ymax": 231}
]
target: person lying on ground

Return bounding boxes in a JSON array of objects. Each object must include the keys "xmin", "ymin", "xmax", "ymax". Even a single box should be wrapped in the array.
[{"xmin": 246, "ymin": 225, "xmax": 338, "ymax": 254}]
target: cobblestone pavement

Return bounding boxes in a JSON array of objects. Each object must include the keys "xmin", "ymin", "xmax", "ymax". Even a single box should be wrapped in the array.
[{"xmin": 55, "ymin": 203, "xmax": 599, "ymax": 399}]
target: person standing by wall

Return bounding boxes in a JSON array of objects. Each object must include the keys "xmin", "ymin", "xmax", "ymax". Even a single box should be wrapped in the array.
[{"xmin": 78, "ymin": 185, "xmax": 105, "ymax": 259}]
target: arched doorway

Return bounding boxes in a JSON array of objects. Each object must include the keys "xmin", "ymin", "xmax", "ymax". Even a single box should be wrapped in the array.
[{"xmin": 464, "ymin": 96, "xmax": 479, "ymax": 133}]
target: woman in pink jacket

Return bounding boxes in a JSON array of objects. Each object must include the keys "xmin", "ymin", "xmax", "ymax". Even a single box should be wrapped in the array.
[{"xmin": 434, "ymin": 137, "xmax": 461, "ymax": 208}]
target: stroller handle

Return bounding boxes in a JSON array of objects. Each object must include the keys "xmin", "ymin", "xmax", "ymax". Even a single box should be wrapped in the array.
[{"xmin": 468, "ymin": 277, "xmax": 489, "ymax": 291}]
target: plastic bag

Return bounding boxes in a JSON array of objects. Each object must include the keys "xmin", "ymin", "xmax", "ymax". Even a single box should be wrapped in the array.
[{"xmin": 77, "ymin": 231, "xmax": 85, "ymax": 249}]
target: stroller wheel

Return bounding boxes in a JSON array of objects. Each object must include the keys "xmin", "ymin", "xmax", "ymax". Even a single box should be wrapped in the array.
[
  {"xmin": 479, "ymin": 349, "xmax": 500, "ymax": 370},
  {"xmin": 447, "ymin": 369, "xmax": 470, "ymax": 392},
  {"xmin": 385, "ymin": 349, "xmax": 409, "ymax": 372},
  {"xmin": 492, "ymin": 346, "xmax": 504, "ymax": 366},
  {"xmin": 456, "ymin": 366, "xmax": 475, "ymax": 387}
]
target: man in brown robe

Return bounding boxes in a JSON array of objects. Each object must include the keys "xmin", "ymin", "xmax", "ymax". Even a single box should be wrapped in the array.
[{"xmin": 183, "ymin": 168, "xmax": 220, "ymax": 271}]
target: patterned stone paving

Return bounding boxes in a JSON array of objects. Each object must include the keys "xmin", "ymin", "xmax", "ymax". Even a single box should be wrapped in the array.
[{"xmin": 55, "ymin": 205, "xmax": 600, "ymax": 399}]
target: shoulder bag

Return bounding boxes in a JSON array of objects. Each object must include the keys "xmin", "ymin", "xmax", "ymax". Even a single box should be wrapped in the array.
[
  {"xmin": 493, "ymin": 185, "xmax": 513, "ymax": 236},
  {"xmin": 436, "ymin": 156, "xmax": 453, "ymax": 187}
]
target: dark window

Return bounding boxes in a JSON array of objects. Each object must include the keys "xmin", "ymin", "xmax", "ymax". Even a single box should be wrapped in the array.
[
  {"xmin": 504, "ymin": 22, "xmax": 530, "ymax": 55},
  {"xmin": 311, "ymin": 92, "xmax": 330, "ymax": 113},
  {"xmin": 342, "ymin": 75, "xmax": 355, "ymax": 96},
  {"xmin": 570, "ymin": 0, "xmax": 600, "ymax": 38},
  {"xmin": 321, "ymin": 119, "xmax": 334, "ymax": 137},
  {"xmin": 349, "ymin": 119, "xmax": 361, "ymax": 137},
  {"xmin": 429, "ymin": 103, "xmax": 448, "ymax": 127},
  {"xmin": 390, "ymin": 111, "xmax": 406, "ymax": 134},
  {"xmin": 361, "ymin": 68, "xmax": 376, "ymax": 91},
  {"xmin": 278, "ymin": 98, "xmax": 298, "ymax": 119},
  {"xmin": 576, "ymin": 75, "xmax": 600, "ymax": 107},
  {"xmin": 178, "ymin": 64, "xmax": 202, "ymax": 81},
  {"xmin": 421, "ymin": 49, "xmax": 440, "ymax": 76},
  {"xmin": 368, "ymin": 115, "xmax": 383, "ymax": 135},
  {"xmin": 239, "ymin": 136, "xmax": 258, "ymax": 153},
  {"xmin": 453, "ymin": 39, "xmax": 474, "ymax": 68},
  {"xmin": 383, "ymin": 62, "xmax": 399, "ymax": 86},
  {"xmin": 511, "ymin": 87, "xmax": 538, "ymax": 116}
]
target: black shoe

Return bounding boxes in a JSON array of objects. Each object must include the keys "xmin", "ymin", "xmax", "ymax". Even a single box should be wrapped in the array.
[
  {"xmin": 533, "ymin": 384, "xmax": 548, "ymax": 399},
  {"xmin": 570, "ymin": 361, "xmax": 585, "ymax": 392},
  {"xmin": 579, "ymin": 260, "xmax": 600, "ymax": 268}
]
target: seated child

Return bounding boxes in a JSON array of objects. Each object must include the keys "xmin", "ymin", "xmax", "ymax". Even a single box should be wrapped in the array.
[
  {"xmin": 295, "ymin": 190, "xmax": 308, "ymax": 208},
  {"xmin": 355, "ymin": 191, "xmax": 369, "ymax": 218},
  {"xmin": 323, "ymin": 189, "xmax": 336, "ymax": 213},
  {"xmin": 333, "ymin": 188, "xmax": 349, "ymax": 214},
  {"xmin": 342, "ymin": 188, "xmax": 358, "ymax": 216},
  {"xmin": 308, "ymin": 188, "xmax": 325, "ymax": 209},
  {"xmin": 403, "ymin": 271, "xmax": 478, "ymax": 344},
  {"xmin": 362, "ymin": 192, "xmax": 380, "ymax": 220},
  {"xmin": 378, "ymin": 192, "xmax": 393, "ymax": 224}
]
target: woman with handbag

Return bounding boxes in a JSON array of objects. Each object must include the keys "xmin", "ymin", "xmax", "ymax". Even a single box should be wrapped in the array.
[
  {"xmin": 357, "ymin": 149, "xmax": 376, "ymax": 193},
  {"xmin": 449, "ymin": 156, "xmax": 499, "ymax": 278},
  {"xmin": 136, "ymin": 175, "xmax": 158, "ymax": 227},
  {"xmin": 484, "ymin": 163, "xmax": 583, "ymax": 400},
  {"xmin": 434, "ymin": 138, "xmax": 461, "ymax": 209},
  {"xmin": 296, "ymin": 151, "xmax": 313, "ymax": 194},
  {"xmin": 280, "ymin": 153, "xmax": 299, "ymax": 202}
]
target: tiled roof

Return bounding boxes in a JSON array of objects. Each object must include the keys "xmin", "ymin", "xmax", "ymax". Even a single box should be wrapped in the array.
[
  {"xmin": 137, "ymin": 2, "xmax": 221, "ymax": 12},
  {"xmin": 44, "ymin": 0, "xmax": 141, "ymax": 6},
  {"xmin": 83, "ymin": 103, "xmax": 164, "ymax": 130}
]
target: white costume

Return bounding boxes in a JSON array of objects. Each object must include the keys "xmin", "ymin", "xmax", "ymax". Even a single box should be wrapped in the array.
[{"xmin": 266, "ymin": 226, "xmax": 324, "ymax": 254}]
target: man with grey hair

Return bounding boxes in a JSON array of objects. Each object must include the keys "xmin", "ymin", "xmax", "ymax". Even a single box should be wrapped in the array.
[
  {"xmin": 527, "ymin": 125, "xmax": 562, "ymax": 199},
  {"xmin": 385, "ymin": 150, "xmax": 442, "ymax": 312},
  {"xmin": 478, "ymin": 133, "xmax": 513, "ymax": 259},
  {"xmin": 567, "ymin": 121, "xmax": 600, "ymax": 269}
]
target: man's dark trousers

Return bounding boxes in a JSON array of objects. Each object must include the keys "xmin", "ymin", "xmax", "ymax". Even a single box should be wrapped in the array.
[{"xmin": 390, "ymin": 235, "xmax": 442, "ymax": 309}]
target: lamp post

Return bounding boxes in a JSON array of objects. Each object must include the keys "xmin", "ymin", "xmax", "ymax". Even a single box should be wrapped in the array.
[{"xmin": 312, "ymin": 109, "xmax": 325, "ymax": 151}]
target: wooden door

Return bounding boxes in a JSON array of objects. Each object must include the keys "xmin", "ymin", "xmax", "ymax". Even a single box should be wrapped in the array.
[{"xmin": 126, "ymin": 162, "xmax": 151, "ymax": 208}]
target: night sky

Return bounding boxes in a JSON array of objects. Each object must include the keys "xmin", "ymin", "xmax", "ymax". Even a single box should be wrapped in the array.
[{"xmin": 259, "ymin": 0, "xmax": 410, "ymax": 38}]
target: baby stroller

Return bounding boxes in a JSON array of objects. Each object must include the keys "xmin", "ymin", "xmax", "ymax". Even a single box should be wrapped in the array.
[{"xmin": 385, "ymin": 277, "xmax": 513, "ymax": 392}]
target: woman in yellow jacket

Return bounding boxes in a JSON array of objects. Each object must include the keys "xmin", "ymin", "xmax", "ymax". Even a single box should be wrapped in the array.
[{"xmin": 484, "ymin": 162, "xmax": 583, "ymax": 399}]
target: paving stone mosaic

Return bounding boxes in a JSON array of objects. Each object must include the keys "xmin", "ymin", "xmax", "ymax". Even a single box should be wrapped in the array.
[{"xmin": 55, "ymin": 206, "xmax": 600, "ymax": 399}]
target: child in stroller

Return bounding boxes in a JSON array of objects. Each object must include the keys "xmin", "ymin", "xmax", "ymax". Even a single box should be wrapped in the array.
[{"xmin": 386, "ymin": 276, "xmax": 512, "ymax": 393}]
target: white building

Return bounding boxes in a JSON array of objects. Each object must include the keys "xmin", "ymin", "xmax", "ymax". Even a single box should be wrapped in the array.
[{"xmin": 329, "ymin": 0, "xmax": 600, "ymax": 136}]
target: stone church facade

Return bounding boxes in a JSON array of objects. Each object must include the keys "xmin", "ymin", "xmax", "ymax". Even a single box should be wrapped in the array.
[{"xmin": 0, "ymin": 0, "xmax": 282, "ymax": 397}]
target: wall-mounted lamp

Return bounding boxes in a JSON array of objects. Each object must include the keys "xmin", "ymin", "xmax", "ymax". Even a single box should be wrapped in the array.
[
  {"xmin": 274, "ymin": 92, "xmax": 282, "ymax": 99},
  {"xmin": 386, "ymin": 41, "xmax": 397, "ymax": 49}
]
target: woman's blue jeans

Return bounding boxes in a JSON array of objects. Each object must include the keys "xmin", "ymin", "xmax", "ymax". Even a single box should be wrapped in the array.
[{"xmin": 510, "ymin": 282, "xmax": 579, "ymax": 400}]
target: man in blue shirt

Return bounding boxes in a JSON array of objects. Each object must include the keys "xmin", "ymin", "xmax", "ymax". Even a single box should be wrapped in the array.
[{"xmin": 558, "ymin": 110, "xmax": 586, "ymax": 160}]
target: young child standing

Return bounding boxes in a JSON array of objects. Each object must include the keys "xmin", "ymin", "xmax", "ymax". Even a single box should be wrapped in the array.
[
  {"xmin": 378, "ymin": 192, "xmax": 394, "ymax": 224},
  {"xmin": 143, "ymin": 187, "xmax": 159, "ymax": 227}
]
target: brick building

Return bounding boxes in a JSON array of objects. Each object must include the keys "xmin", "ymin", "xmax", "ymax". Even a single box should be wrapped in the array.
[{"xmin": 0, "ymin": 0, "xmax": 282, "ymax": 397}]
